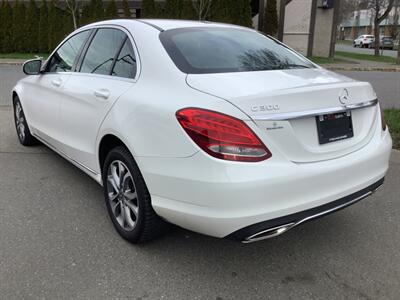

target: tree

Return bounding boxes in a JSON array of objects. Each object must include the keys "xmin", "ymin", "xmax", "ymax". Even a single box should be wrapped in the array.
[
  {"xmin": 165, "ymin": 0, "xmax": 183, "ymax": 19},
  {"xmin": 122, "ymin": 0, "xmax": 131, "ymax": 18},
  {"xmin": 210, "ymin": 0, "xmax": 232, "ymax": 23},
  {"xmin": 0, "ymin": 1, "xmax": 4, "ymax": 52},
  {"xmin": 80, "ymin": 3, "xmax": 91, "ymax": 25},
  {"xmin": 105, "ymin": 0, "xmax": 118, "ymax": 19},
  {"xmin": 263, "ymin": 0, "xmax": 278, "ymax": 35},
  {"xmin": 236, "ymin": 0, "xmax": 252, "ymax": 27},
  {"xmin": 25, "ymin": 0, "xmax": 39, "ymax": 52},
  {"xmin": 38, "ymin": 0, "xmax": 49, "ymax": 53},
  {"xmin": 64, "ymin": 0, "xmax": 79, "ymax": 30},
  {"xmin": 142, "ymin": 0, "xmax": 157, "ymax": 17},
  {"xmin": 368, "ymin": 0, "xmax": 395, "ymax": 56},
  {"xmin": 193, "ymin": 0, "xmax": 212, "ymax": 20},
  {"xmin": 88, "ymin": 0, "xmax": 104, "ymax": 22},
  {"xmin": 181, "ymin": 0, "xmax": 196, "ymax": 19},
  {"xmin": 1, "ymin": 1, "xmax": 13, "ymax": 53},
  {"xmin": 48, "ymin": 0, "xmax": 64, "ymax": 51},
  {"xmin": 13, "ymin": 0, "xmax": 27, "ymax": 52}
]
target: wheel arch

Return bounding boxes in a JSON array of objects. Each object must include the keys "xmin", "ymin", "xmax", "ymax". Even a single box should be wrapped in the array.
[{"xmin": 98, "ymin": 134, "xmax": 125, "ymax": 172}]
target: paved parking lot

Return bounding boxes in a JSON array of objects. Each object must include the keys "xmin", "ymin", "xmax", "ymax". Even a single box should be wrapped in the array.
[
  {"xmin": 1, "ymin": 64, "xmax": 400, "ymax": 298},
  {"xmin": 1, "ymin": 103, "xmax": 400, "ymax": 298}
]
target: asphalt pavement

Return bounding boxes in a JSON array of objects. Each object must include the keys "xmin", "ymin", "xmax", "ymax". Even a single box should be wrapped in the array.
[
  {"xmin": 336, "ymin": 43, "xmax": 398, "ymax": 58},
  {"xmin": 0, "ymin": 65, "xmax": 399, "ymax": 108},
  {"xmin": 0, "ymin": 85, "xmax": 400, "ymax": 297}
]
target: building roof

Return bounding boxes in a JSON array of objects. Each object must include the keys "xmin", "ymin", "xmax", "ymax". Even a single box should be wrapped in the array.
[{"xmin": 341, "ymin": 16, "xmax": 399, "ymax": 28}]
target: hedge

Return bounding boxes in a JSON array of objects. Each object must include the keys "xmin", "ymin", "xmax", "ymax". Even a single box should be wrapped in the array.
[{"xmin": 0, "ymin": 0, "xmax": 253, "ymax": 53}]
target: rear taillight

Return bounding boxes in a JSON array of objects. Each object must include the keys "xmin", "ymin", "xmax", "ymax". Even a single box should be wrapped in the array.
[
  {"xmin": 380, "ymin": 105, "xmax": 387, "ymax": 131},
  {"xmin": 176, "ymin": 108, "xmax": 272, "ymax": 162}
]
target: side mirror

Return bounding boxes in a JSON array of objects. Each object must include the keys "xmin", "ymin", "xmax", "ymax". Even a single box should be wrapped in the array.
[{"xmin": 23, "ymin": 59, "xmax": 42, "ymax": 75}]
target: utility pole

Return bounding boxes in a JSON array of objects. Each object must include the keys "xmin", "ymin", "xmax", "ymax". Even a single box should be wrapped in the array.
[
  {"xmin": 307, "ymin": 0, "xmax": 318, "ymax": 57},
  {"xmin": 329, "ymin": 0, "xmax": 341, "ymax": 58},
  {"xmin": 258, "ymin": 0, "xmax": 265, "ymax": 31},
  {"xmin": 278, "ymin": 0, "xmax": 293, "ymax": 41},
  {"xmin": 277, "ymin": 0, "xmax": 286, "ymax": 41}
]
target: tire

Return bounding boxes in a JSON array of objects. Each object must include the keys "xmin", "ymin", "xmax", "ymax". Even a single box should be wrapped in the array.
[
  {"xmin": 13, "ymin": 96, "xmax": 38, "ymax": 146},
  {"xmin": 102, "ymin": 146, "xmax": 169, "ymax": 243}
]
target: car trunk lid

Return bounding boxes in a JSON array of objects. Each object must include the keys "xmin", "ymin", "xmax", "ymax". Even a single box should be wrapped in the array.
[{"xmin": 186, "ymin": 68, "xmax": 378, "ymax": 163}]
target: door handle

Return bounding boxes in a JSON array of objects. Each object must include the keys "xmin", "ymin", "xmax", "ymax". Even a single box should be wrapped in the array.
[
  {"xmin": 94, "ymin": 89, "xmax": 110, "ymax": 100},
  {"xmin": 51, "ymin": 78, "xmax": 62, "ymax": 87}
]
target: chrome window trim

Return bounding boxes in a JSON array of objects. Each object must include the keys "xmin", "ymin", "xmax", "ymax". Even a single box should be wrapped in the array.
[{"xmin": 253, "ymin": 99, "xmax": 378, "ymax": 121}]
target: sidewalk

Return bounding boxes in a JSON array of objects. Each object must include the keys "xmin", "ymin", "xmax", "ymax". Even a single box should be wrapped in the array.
[
  {"xmin": 322, "ymin": 56, "xmax": 400, "ymax": 72},
  {"xmin": 0, "ymin": 59, "xmax": 25, "ymax": 65}
]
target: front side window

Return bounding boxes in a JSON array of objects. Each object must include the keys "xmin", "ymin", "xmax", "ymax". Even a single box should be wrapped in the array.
[
  {"xmin": 80, "ymin": 29, "xmax": 126, "ymax": 75},
  {"xmin": 47, "ymin": 30, "xmax": 90, "ymax": 73},
  {"xmin": 160, "ymin": 27, "xmax": 314, "ymax": 74},
  {"xmin": 112, "ymin": 39, "xmax": 137, "ymax": 79}
]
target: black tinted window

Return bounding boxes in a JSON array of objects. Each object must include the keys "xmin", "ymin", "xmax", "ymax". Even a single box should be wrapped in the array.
[
  {"xmin": 160, "ymin": 27, "xmax": 314, "ymax": 74},
  {"xmin": 81, "ymin": 29, "xmax": 126, "ymax": 75},
  {"xmin": 47, "ymin": 30, "xmax": 90, "ymax": 73},
  {"xmin": 112, "ymin": 39, "xmax": 137, "ymax": 79}
]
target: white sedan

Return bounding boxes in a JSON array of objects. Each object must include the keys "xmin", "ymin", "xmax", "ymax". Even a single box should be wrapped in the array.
[{"xmin": 13, "ymin": 20, "xmax": 392, "ymax": 243}]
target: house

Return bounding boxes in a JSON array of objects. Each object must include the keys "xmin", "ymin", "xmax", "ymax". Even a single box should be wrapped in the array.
[{"xmin": 340, "ymin": 8, "xmax": 399, "ymax": 40}]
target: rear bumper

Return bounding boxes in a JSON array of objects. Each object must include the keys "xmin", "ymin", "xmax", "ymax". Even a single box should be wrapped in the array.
[
  {"xmin": 226, "ymin": 177, "xmax": 384, "ymax": 243},
  {"xmin": 137, "ymin": 128, "xmax": 392, "ymax": 239}
]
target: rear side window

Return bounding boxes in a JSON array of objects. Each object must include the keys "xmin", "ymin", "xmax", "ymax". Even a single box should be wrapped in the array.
[
  {"xmin": 160, "ymin": 27, "xmax": 314, "ymax": 74},
  {"xmin": 47, "ymin": 30, "xmax": 90, "ymax": 73},
  {"xmin": 80, "ymin": 29, "xmax": 126, "ymax": 75},
  {"xmin": 112, "ymin": 39, "xmax": 137, "ymax": 79}
]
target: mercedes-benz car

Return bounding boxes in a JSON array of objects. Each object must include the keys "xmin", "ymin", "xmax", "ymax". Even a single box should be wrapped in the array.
[{"xmin": 13, "ymin": 20, "xmax": 392, "ymax": 243}]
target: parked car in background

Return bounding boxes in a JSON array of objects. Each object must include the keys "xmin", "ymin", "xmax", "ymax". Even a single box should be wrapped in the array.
[
  {"xmin": 353, "ymin": 35, "xmax": 375, "ymax": 48},
  {"xmin": 13, "ymin": 20, "xmax": 392, "ymax": 244},
  {"xmin": 369, "ymin": 36, "xmax": 394, "ymax": 50}
]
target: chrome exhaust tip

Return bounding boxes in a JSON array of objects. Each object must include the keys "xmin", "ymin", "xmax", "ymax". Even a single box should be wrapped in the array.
[{"xmin": 242, "ymin": 223, "xmax": 296, "ymax": 243}]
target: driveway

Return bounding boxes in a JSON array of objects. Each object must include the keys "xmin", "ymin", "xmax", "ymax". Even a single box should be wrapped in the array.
[
  {"xmin": 1, "ymin": 104, "xmax": 400, "ymax": 298},
  {"xmin": 336, "ymin": 43, "xmax": 398, "ymax": 58}
]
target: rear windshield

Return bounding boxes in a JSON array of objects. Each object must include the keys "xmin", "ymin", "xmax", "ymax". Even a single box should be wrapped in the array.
[{"xmin": 159, "ymin": 27, "xmax": 315, "ymax": 74}]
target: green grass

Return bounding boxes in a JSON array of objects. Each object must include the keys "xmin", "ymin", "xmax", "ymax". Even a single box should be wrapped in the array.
[
  {"xmin": 335, "ymin": 51, "xmax": 396, "ymax": 64},
  {"xmin": 308, "ymin": 56, "xmax": 348, "ymax": 64},
  {"xmin": 336, "ymin": 40, "xmax": 353, "ymax": 45},
  {"xmin": 385, "ymin": 109, "xmax": 400, "ymax": 149},
  {"xmin": 0, "ymin": 53, "xmax": 49, "ymax": 59}
]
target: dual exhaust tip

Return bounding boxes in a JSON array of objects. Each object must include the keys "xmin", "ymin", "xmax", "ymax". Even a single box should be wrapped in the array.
[{"xmin": 241, "ymin": 187, "xmax": 380, "ymax": 243}]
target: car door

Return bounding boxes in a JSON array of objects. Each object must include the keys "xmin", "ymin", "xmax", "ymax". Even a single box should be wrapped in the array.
[
  {"xmin": 59, "ymin": 27, "xmax": 138, "ymax": 172},
  {"xmin": 23, "ymin": 30, "xmax": 91, "ymax": 148}
]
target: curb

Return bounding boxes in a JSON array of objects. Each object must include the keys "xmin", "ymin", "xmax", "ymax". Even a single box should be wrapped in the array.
[
  {"xmin": 325, "ymin": 66, "xmax": 400, "ymax": 72},
  {"xmin": 0, "ymin": 62, "xmax": 24, "ymax": 66}
]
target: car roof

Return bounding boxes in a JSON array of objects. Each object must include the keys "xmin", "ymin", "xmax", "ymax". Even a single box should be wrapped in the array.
[{"xmin": 83, "ymin": 19, "xmax": 247, "ymax": 32}]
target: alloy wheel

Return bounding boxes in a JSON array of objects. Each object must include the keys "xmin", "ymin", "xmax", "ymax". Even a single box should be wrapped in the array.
[
  {"xmin": 15, "ymin": 102, "xmax": 26, "ymax": 141},
  {"xmin": 106, "ymin": 160, "xmax": 139, "ymax": 231}
]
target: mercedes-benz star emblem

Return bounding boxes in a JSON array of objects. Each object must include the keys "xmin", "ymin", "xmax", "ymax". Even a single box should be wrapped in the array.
[{"xmin": 339, "ymin": 89, "xmax": 349, "ymax": 105}]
